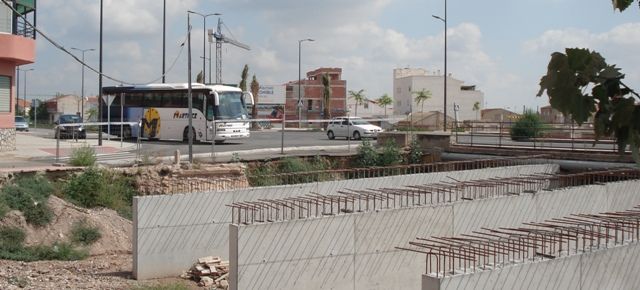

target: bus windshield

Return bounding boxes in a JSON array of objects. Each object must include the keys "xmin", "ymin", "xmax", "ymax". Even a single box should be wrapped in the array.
[{"xmin": 216, "ymin": 91, "xmax": 248, "ymax": 120}]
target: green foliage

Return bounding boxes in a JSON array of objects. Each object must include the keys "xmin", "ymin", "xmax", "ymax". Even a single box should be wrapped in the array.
[
  {"xmin": 0, "ymin": 226, "xmax": 87, "ymax": 262},
  {"xmin": 247, "ymin": 156, "xmax": 333, "ymax": 186},
  {"xmin": 63, "ymin": 168, "xmax": 137, "ymax": 219},
  {"xmin": 7, "ymin": 275, "xmax": 29, "ymax": 288},
  {"xmin": 349, "ymin": 89, "xmax": 366, "ymax": 116},
  {"xmin": 0, "ymin": 226, "xmax": 26, "ymax": 252},
  {"xmin": 239, "ymin": 64, "xmax": 249, "ymax": 91},
  {"xmin": 1, "ymin": 175, "xmax": 54, "ymax": 226},
  {"xmin": 378, "ymin": 139, "xmax": 403, "ymax": 166},
  {"xmin": 68, "ymin": 145, "xmax": 97, "ymax": 166},
  {"xmin": 612, "ymin": 0, "xmax": 636, "ymax": 11},
  {"xmin": 322, "ymin": 73, "xmax": 332, "ymax": 120},
  {"xmin": 510, "ymin": 110, "xmax": 545, "ymax": 141},
  {"xmin": 407, "ymin": 137, "xmax": 424, "ymax": 164},
  {"xmin": 251, "ymin": 74, "xmax": 260, "ymax": 125},
  {"xmin": 537, "ymin": 48, "xmax": 640, "ymax": 156},
  {"xmin": 376, "ymin": 94, "xmax": 393, "ymax": 116},
  {"xmin": 413, "ymin": 89, "xmax": 432, "ymax": 113},
  {"xmin": 231, "ymin": 152, "xmax": 241, "ymax": 163},
  {"xmin": 354, "ymin": 139, "xmax": 379, "ymax": 167},
  {"xmin": 70, "ymin": 219, "xmax": 102, "ymax": 246},
  {"xmin": 0, "ymin": 197, "xmax": 9, "ymax": 219}
]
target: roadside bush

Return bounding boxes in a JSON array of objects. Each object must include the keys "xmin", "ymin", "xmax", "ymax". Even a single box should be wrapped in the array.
[
  {"xmin": 407, "ymin": 137, "xmax": 424, "ymax": 165},
  {"xmin": 378, "ymin": 139, "xmax": 403, "ymax": 167},
  {"xmin": 68, "ymin": 145, "xmax": 97, "ymax": 166},
  {"xmin": 0, "ymin": 175, "xmax": 54, "ymax": 226},
  {"xmin": 64, "ymin": 168, "xmax": 137, "ymax": 219},
  {"xmin": 29, "ymin": 242, "xmax": 88, "ymax": 261},
  {"xmin": 511, "ymin": 110, "xmax": 545, "ymax": 141},
  {"xmin": 0, "ymin": 226, "xmax": 26, "ymax": 252},
  {"xmin": 0, "ymin": 198, "xmax": 9, "ymax": 219},
  {"xmin": 70, "ymin": 219, "xmax": 102, "ymax": 246},
  {"xmin": 353, "ymin": 139, "xmax": 378, "ymax": 167}
]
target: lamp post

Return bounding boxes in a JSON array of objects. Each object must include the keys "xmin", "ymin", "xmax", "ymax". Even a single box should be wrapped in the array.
[
  {"xmin": 433, "ymin": 0, "xmax": 447, "ymax": 131},
  {"xmin": 71, "ymin": 47, "xmax": 95, "ymax": 121},
  {"xmin": 22, "ymin": 68, "xmax": 33, "ymax": 117},
  {"xmin": 162, "ymin": 0, "xmax": 166, "ymax": 83},
  {"xmin": 98, "ymin": 0, "xmax": 103, "ymax": 146},
  {"xmin": 298, "ymin": 38, "xmax": 314, "ymax": 127},
  {"xmin": 188, "ymin": 11, "xmax": 221, "ymax": 84}
]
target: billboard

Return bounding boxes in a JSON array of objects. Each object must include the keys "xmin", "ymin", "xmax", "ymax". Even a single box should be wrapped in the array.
[{"xmin": 257, "ymin": 85, "xmax": 285, "ymax": 105}]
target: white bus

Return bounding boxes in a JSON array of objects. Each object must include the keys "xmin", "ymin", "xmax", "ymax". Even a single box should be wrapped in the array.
[{"xmin": 101, "ymin": 83, "xmax": 253, "ymax": 143}]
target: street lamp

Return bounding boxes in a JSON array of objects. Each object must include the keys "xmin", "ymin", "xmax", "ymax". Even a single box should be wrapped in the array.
[
  {"xmin": 17, "ymin": 68, "xmax": 34, "ymax": 117},
  {"xmin": 98, "ymin": 0, "xmax": 103, "ymax": 146},
  {"xmin": 71, "ymin": 47, "xmax": 95, "ymax": 121},
  {"xmin": 188, "ymin": 11, "xmax": 221, "ymax": 84},
  {"xmin": 298, "ymin": 38, "xmax": 314, "ymax": 127},
  {"xmin": 433, "ymin": 0, "xmax": 447, "ymax": 131}
]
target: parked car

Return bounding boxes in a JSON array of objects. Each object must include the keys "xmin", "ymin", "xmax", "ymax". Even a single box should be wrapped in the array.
[
  {"xmin": 14, "ymin": 116, "xmax": 29, "ymax": 132},
  {"xmin": 55, "ymin": 114, "xmax": 86, "ymax": 139},
  {"xmin": 326, "ymin": 117, "xmax": 383, "ymax": 140}
]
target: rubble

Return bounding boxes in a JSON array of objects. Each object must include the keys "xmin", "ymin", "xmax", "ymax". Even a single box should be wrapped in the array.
[{"xmin": 185, "ymin": 256, "xmax": 230, "ymax": 289}]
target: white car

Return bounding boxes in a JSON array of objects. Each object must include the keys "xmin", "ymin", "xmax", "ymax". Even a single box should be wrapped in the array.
[{"xmin": 326, "ymin": 117, "xmax": 383, "ymax": 140}]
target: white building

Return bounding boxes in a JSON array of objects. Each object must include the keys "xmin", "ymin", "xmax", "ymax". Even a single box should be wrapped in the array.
[{"xmin": 392, "ymin": 68, "xmax": 484, "ymax": 121}]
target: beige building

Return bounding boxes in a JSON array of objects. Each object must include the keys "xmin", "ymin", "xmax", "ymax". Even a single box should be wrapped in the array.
[
  {"xmin": 393, "ymin": 68, "xmax": 484, "ymax": 121},
  {"xmin": 480, "ymin": 108, "xmax": 520, "ymax": 122}
]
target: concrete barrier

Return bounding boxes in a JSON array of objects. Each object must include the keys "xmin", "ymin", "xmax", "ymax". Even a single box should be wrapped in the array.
[
  {"xmin": 229, "ymin": 180, "xmax": 640, "ymax": 290},
  {"xmin": 133, "ymin": 164, "xmax": 558, "ymax": 279}
]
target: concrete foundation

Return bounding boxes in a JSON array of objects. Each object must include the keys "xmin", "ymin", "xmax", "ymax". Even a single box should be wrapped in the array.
[
  {"xmin": 133, "ymin": 164, "xmax": 557, "ymax": 280},
  {"xmin": 229, "ymin": 180, "xmax": 640, "ymax": 290},
  {"xmin": 423, "ymin": 242, "xmax": 640, "ymax": 290},
  {"xmin": 0, "ymin": 128, "xmax": 15, "ymax": 152}
]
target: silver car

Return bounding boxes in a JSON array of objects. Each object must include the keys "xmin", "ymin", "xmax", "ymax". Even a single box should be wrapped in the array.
[
  {"xmin": 326, "ymin": 117, "xmax": 383, "ymax": 140},
  {"xmin": 14, "ymin": 116, "xmax": 29, "ymax": 132}
]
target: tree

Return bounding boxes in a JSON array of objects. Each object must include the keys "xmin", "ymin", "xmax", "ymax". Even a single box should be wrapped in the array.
[
  {"xmin": 510, "ymin": 110, "xmax": 544, "ymax": 141},
  {"xmin": 472, "ymin": 101, "xmax": 481, "ymax": 120},
  {"xmin": 376, "ymin": 94, "xmax": 393, "ymax": 117},
  {"xmin": 537, "ymin": 48, "xmax": 640, "ymax": 158},
  {"xmin": 322, "ymin": 73, "xmax": 332, "ymax": 124},
  {"xmin": 348, "ymin": 89, "xmax": 366, "ymax": 116},
  {"xmin": 196, "ymin": 70, "xmax": 204, "ymax": 84},
  {"xmin": 413, "ymin": 89, "xmax": 432, "ymax": 113},
  {"xmin": 250, "ymin": 74, "xmax": 260, "ymax": 129},
  {"xmin": 612, "ymin": 0, "xmax": 639, "ymax": 11},
  {"xmin": 85, "ymin": 107, "xmax": 98, "ymax": 122},
  {"xmin": 239, "ymin": 64, "xmax": 249, "ymax": 91}
]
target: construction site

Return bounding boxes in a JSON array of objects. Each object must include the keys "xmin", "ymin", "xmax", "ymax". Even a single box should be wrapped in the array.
[{"xmin": 131, "ymin": 154, "xmax": 640, "ymax": 290}]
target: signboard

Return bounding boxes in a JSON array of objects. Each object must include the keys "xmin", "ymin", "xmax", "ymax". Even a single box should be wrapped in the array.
[{"xmin": 257, "ymin": 85, "xmax": 285, "ymax": 105}]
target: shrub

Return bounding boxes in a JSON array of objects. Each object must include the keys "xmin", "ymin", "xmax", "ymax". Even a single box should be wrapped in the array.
[
  {"xmin": 0, "ymin": 226, "xmax": 26, "ymax": 252},
  {"xmin": 0, "ymin": 198, "xmax": 9, "ymax": 219},
  {"xmin": 130, "ymin": 283, "xmax": 190, "ymax": 290},
  {"xmin": 29, "ymin": 242, "xmax": 88, "ymax": 261},
  {"xmin": 353, "ymin": 139, "xmax": 378, "ymax": 167},
  {"xmin": 1, "ymin": 175, "xmax": 54, "ymax": 226},
  {"xmin": 407, "ymin": 137, "xmax": 424, "ymax": 165},
  {"xmin": 70, "ymin": 219, "xmax": 102, "ymax": 246},
  {"xmin": 68, "ymin": 145, "xmax": 97, "ymax": 166},
  {"xmin": 63, "ymin": 168, "xmax": 137, "ymax": 219},
  {"xmin": 511, "ymin": 110, "xmax": 544, "ymax": 141},
  {"xmin": 378, "ymin": 139, "xmax": 403, "ymax": 167}
]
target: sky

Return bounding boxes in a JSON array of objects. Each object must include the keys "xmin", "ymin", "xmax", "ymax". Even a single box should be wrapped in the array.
[{"xmin": 18, "ymin": 0, "xmax": 640, "ymax": 111}]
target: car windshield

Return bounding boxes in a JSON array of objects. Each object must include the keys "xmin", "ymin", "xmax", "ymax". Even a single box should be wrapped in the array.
[
  {"xmin": 15, "ymin": 116, "xmax": 26, "ymax": 123},
  {"xmin": 216, "ymin": 91, "xmax": 248, "ymax": 120},
  {"xmin": 59, "ymin": 115, "xmax": 81, "ymax": 124}
]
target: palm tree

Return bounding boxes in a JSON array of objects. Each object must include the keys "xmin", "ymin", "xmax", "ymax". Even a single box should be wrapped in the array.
[
  {"xmin": 377, "ymin": 94, "xmax": 393, "ymax": 117},
  {"xmin": 413, "ymin": 89, "xmax": 432, "ymax": 113},
  {"xmin": 196, "ymin": 70, "xmax": 204, "ymax": 83},
  {"xmin": 348, "ymin": 89, "xmax": 365, "ymax": 116},
  {"xmin": 239, "ymin": 64, "xmax": 249, "ymax": 91},
  {"xmin": 473, "ymin": 101, "xmax": 481, "ymax": 120},
  {"xmin": 322, "ymin": 73, "xmax": 332, "ymax": 125},
  {"xmin": 250, "ymin": 74, "xmax": 260, "ymax": 129}
]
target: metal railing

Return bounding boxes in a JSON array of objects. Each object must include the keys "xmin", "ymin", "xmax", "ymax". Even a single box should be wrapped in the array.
[{"xmin": 453, "ymin": 121, "xmax": 626, "ymax": 153}]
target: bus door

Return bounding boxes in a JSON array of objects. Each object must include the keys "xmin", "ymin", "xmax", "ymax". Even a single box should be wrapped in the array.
[{"xmin": 205, "ymin": 94, "xmax": 216, "ymax": 142}]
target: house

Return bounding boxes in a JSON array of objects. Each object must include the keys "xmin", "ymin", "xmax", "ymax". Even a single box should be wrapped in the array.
[
  {"xmin": 396, "ymin": 111, "xmax": 456, "ymax": 131},
  {"xmin": 0, "ymin": 0, "xmax": 37, "ymax": 151},
  {"xmin": 481, "ymin": 108, "xmax": 521, "ymax": 122},
  {"xmin": 285, "ymin": 67, "xmax": 347, "ymax": 126}
]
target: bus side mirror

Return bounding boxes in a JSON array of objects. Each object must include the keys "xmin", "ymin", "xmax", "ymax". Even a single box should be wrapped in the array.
[
  {"xmin": 243, "ymin": 92, "xmax": 254, "ymax": 106},
  {"xmin": 212, "ymin": 91, "xmax": 220, "ymax": 106}
]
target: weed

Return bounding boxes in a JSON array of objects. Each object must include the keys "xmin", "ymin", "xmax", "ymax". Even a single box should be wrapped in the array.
[
  {"xmin": 231, "ymin": 152, "xmax": 241, "ymax": 163},
  {"xmin": 70, "ymin": 219, "xmax": 102, "ymax": 246},
  {"xmin": 353, "ymin": 139, "xmax": 378, "ymax": 167},
  {"xmin": 0, "ymin": 198, "xmax": 8, "ymax": 219},
  {"xmin": 1, "ymin": 175, "xmax": 54, "ymax": 226},
  {"xmin": 0, "ymin": 226, "xmax": 26, "ymax": 252},
  {"xmin": 378, "ymin": 139, "xmax": 403, "ymax": 166},
  {"xmin": 129, "ymin": 282, "xmax": 190, "ymax": 290},
  {"xmin": 64, "ymin": 168, "xmax": 137, "ymax": 219},
  {"xmin": 28, "ymin": 242, "xmax": 88, "ymax": 261},
  {"xmin": 68, "ymin": 145, "xmax": 97, "ymax": 166},
  {"xmin": 407, "ymin": 137, "xmax": 424, "ymax": 165},
  {"xmin": 7, "ymin": 276, "xmax": 29, "ymax": 288}
]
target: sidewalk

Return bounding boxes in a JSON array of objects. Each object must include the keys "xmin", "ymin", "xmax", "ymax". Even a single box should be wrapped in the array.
[{"xmin": 0, "ymin": 132, "xmax": 135, "ymax": 172}]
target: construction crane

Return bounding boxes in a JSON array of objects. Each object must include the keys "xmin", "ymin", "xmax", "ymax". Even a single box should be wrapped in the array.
[{"xmin": 209, "ymin": 17, "xmax": 250, "ymax": 84}]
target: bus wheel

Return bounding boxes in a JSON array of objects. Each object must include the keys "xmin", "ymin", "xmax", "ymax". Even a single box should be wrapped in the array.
[
  {"xmin": 123, "ymin": 126, "xmax": 132, "ymax": 139},
  {"xmin": 183, "ymin": 127, "xmax": 196, "ymax": 143}
]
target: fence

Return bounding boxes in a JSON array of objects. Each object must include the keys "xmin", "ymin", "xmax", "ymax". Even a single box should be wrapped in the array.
[
  {"xmin": 454, "ymin": 121, "xmax": 626, "ymax": 153},
  {"xmin": 246, "ymin": 155, "xmax": 550, "ymax": 187}
]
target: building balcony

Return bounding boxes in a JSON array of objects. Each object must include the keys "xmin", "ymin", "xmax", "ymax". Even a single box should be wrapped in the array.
[{"xmin": 0, "ymin": 33, "xmax": 35, "ymax": 65}]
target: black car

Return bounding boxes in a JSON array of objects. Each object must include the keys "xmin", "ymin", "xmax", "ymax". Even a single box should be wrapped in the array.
[{"xmin": 55, "ymin": 114, "xmax": 86, "ymax": 139}]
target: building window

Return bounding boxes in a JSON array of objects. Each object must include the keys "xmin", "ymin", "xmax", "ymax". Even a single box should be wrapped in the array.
[
  {"xmin": 0, "ymin": 75, "xmax": 10, "ymax": 112},
  {"xmin": 364, "ymin": 102, "xmax": 369, "ymax": 109},
  {"xmin": 396, "ymin": 100, "xmax": 401, "ymax": 106},
  {"xmin": 307, "ymin": 100, "xmax": 313, "ymax": 111}
]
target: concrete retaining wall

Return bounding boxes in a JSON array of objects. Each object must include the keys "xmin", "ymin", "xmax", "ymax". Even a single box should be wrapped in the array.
[
  {"xmin": 423, "ymin": 242, "xmax": 640, "ymax": 290},
  {"xmin": 229, "ymin": 180, "xmax": 640, "ymax": 290},
  {"xmin": 133, "ymin": 164, "xmax": 558, "ymax": 279}
]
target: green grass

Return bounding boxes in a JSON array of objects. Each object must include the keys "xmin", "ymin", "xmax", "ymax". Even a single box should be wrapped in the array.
[
  {"xmin": 70, "ymin": 219, "xmax": 102, "ymax": 246},
  {"xmin": 0, "ymin": 175, "xmax": 54, "ymax": 226},
  {"xmin": 68, "ymin": 145, "xmax": 97, "ymax": 166},
  {"xmin": 0, "ymin": 226, "xmax": 87, "ymax": 262},
  {"xmin": 129, "ymin": 282, "xmax": 190, "ymax": 290},
  {"xmin": 63, "ymin": 168, "xmax": 137, "ymax": 219}
]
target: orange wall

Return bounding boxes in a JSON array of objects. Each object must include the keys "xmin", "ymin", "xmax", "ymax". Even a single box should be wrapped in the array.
[
  {"xmin": 0, "ymin": 61, "xmax": 16, "ymax": 129},
  {"xmin": 0, "ymin": 34, "xmax": 36, "ymax": 65}
]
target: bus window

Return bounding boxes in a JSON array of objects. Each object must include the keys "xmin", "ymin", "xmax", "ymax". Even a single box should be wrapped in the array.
[{"xmin": 207, "ymin": 104, "xmax": 215, "ymax": 121}]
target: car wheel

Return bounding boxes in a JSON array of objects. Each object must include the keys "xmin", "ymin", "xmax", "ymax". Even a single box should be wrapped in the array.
[
  {"xmin": 353, "ymin": 131, "xmax": 361, "ymax": 140},
  {"xmin": 327, "ymin": 130, "xmax": 335, "ymax": 140}
]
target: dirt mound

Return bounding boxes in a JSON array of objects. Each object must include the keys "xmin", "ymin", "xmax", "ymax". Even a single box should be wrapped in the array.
[{"xmin": 0, "ymin": 195, "xmax": 131, "ymax": 256}]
